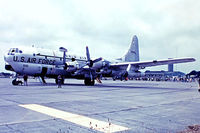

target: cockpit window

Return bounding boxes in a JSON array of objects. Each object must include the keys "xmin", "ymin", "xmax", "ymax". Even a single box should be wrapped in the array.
[{"xmin": 8, "ymin": 48, "xmax": 23, "ymax": 55}]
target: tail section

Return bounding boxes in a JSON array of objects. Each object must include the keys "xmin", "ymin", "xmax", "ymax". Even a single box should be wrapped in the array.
[{"xmin": 117, "ymin": 35, "xmax": 139, "ymax": 62}]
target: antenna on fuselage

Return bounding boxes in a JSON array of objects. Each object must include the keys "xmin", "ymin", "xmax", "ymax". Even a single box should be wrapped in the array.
[{"xmin": 59, "ymin": 47, "xmax": 68, "ymax": 64}]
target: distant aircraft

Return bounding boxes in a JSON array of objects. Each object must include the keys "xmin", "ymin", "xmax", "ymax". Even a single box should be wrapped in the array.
[{"xmin": 4, "ymin": 35, "xmax": 195, "ymax": 86}]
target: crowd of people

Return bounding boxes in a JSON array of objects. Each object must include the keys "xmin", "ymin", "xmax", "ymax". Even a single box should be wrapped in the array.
[
  {"xmin": 128, "ymin": 76, "xmax": 196, "ymax": 82},
  {"xmin": 14, "ymin": 71, "xmax": 200, "ymax": 92}
]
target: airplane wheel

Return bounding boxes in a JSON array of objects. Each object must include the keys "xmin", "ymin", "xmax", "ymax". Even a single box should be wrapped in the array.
[
  {"xmin": 84, "ymin": 78, "xmax": 90, "ymax": 86},
  {"xmin": 84, "ymin": 78, "xmax": 95, "ymax": 86},
  {"xmin": 12, "ymin": 79, "xmax": 19, "ymax": 86}
]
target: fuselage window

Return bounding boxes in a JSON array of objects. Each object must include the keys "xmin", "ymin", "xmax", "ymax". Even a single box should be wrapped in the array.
[
  {"xmin": 9, "ymin": 48, "xmax": 17, "ymax": 55},
  {"xmin": 9, "ymin": 48, "xmax": 20, "ymax": 54}
]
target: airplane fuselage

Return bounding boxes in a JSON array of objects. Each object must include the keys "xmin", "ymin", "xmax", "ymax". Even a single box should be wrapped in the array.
[
  {"xmin": 4, "ymin": 35, "xmax": 195, "ymax": 86},
  {"xmin": 4, "ymin": 51, "xmax": 87, "ymax": 78}
]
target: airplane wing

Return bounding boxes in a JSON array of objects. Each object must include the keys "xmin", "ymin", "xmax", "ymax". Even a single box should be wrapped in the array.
[{"xmin": 110, "ymin": 57, "xmax": 195, "ymax": 69}]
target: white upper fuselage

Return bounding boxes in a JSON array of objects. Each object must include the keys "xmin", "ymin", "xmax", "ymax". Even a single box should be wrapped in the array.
[{"xmin": 4, "ymin": 47, "xmax": 87, "ymax": 76}]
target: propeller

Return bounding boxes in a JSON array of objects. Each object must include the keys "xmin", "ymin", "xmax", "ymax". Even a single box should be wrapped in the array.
[
  {"xmin": 86, "ymin": 46, "xmax": 102, "ymax": 68},
  {"xmin": 85, "ymin": 46, "xmax": 104, "ymax": 82}
]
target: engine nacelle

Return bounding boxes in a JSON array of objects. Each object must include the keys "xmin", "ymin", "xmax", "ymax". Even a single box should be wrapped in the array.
[
  {"xmin": 65, "ymin": 61, "xmax": 79, "ymax": 72},
  {"xmin": 92, "ymin": 60, "xmax": 109, "ymax": 70}
]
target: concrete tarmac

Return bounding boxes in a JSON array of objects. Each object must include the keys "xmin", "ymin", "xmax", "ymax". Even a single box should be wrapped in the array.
[{"xmin": 0, "ymin": 78, "xmax": 199, "ymax": 133}]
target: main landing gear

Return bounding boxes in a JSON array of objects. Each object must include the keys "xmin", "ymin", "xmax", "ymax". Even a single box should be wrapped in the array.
[
  {"xmin": 12, "ymin": 73, "xmax": 23, "ymax": 86},
  {"xmin": 84, "ymin": 78, "xmax": 95, "ymax": 86},
  {"xmin": 12, "ymin": 79, "xmax": 23, "ymax": 85},
  {"xmin": 40, "ymin": 76, "xmax": 46, "ymax": 84}
]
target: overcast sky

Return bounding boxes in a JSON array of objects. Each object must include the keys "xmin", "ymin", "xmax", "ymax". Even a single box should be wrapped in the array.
[{"xmin": 0, "ymin": 0, "xmax": 199, "ymax": 73}]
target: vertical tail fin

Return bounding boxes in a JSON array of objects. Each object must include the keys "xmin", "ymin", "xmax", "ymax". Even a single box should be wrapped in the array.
[{"xmin": 117, "ymin": 35, "xmax": 139, "ymax": 62}]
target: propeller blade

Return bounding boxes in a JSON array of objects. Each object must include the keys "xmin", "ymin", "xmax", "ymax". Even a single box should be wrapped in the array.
[
  {"xmin": 93, "ymin": 57, "xmax": 102, "ymax": 63},
  {"xmin": 86, "ymin": 46, "xmax": 103, "ymax": 67},
  {"xmin": 86, "ymin": 46, "xmax": 90, "ymax": 61}
]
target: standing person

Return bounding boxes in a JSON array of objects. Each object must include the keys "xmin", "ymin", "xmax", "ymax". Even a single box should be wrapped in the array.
[
  {"xmin": 57, "ymin": 75, "xmax": 62, "ymax": 88},
  {"xmin": 23, "ymin": 74, "xmax": 28, "ymax": 86}
]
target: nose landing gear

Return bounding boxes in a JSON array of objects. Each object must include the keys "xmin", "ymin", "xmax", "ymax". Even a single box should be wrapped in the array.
[{"xmin": 12, "ymin": 79, "xmax": 23, "ymax": 85}]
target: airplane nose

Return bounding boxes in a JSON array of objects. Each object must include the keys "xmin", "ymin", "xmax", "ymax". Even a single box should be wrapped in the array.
[
  {"xmin": 4, "ymin": 53, "xmax": 10, "ymax": 62},
  {"xmin": 4, "ymin": 54, "xmax": 7, "ymax": 62}
]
